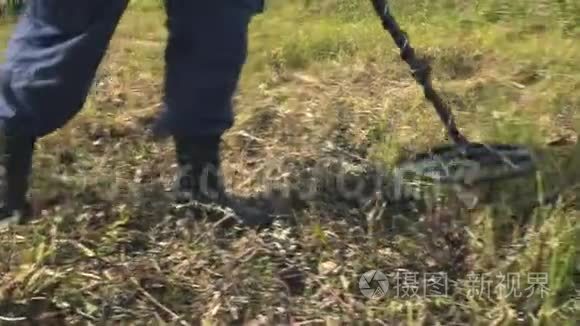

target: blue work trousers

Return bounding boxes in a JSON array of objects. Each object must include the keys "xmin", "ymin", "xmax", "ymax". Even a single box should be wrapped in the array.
[{"xmin": 0, "ymin": 0, "xmax": 263, "ymax": 138}]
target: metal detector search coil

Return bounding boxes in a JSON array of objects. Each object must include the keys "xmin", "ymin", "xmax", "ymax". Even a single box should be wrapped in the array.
[{"xmin": 394, "ymin": 143, "xmax": 537, "ymax": 185}]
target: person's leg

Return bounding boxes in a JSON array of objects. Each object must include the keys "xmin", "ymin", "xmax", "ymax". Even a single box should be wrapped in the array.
[
  {"xmin": 160, "ymin": 0, "xmax": 269, "ymax": 225},
  {"xmin": 0, "ymin": 0, "xmax": 128, "ymax": 224},
  {"xmin": 0, "ymin": 0, "xmax": 129, "ymax": 138},
  {"xmin": 157, "ymin": 0, "xmax": 263, "ymax": 139}
]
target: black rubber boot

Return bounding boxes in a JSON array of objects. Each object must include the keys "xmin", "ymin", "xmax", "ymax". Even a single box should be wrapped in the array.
[
  {"xmin": 173, "ymin": 135, "xmax": 273, "ymax": 227},
  {"xmin": 0, "ymin": 131, "xmax": 36, "ymax": 227}
]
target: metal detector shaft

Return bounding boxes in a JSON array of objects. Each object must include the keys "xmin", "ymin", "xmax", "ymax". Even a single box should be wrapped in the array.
[{"xmin": 370, "ymin": 0, "xmax": 468, "ymax": 145}]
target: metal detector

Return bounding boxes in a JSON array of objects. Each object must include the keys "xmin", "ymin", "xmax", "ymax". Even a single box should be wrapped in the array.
[{"xmin": 370, "ymin": 0, "xmax": 537, "ymax": 186}]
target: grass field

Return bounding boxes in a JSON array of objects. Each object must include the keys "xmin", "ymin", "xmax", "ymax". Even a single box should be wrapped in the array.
[{"xmin": 0, "ymin": 0, "xmax": 578, "ymax": 324}]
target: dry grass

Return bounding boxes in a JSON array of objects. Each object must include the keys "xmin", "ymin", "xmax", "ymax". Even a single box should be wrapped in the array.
[{"xmin": 0, "ymin": 1, "xmax": 578, "ymax": 324}]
